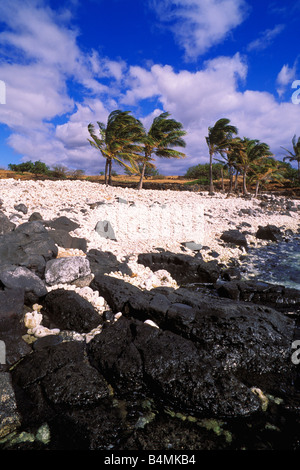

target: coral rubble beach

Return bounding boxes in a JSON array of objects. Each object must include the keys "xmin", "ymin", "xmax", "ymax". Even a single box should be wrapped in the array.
[{"xmin": 0, "ymin": 178, "xmax": 300, "ymax": 450}]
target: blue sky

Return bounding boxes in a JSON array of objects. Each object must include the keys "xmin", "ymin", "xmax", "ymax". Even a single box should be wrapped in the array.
[{"xmin": 0, "ymin": 0, "xmax": 300, "ymax": 175}]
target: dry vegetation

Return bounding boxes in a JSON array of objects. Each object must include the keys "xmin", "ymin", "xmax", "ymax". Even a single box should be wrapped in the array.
[
  {"xmin": 0, "ymin": 169, "xmax": 192, "ymax": 184},
  {"xmin": 0, "ymin": 169, "xmax": 298, "ymax": 195}
]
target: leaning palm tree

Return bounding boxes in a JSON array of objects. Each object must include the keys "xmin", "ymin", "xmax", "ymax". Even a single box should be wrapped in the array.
[
  {"xmin": 88, "ymin": 110, "xmax": 144, "ymax": 185},
  {"xmin": 248, "ymin": 156, "xmax": 284, "ymax": 197},
  {"xmin": 206, "ymin": 118, "xmax": 238, "ymax": 195},
  {"xmin": 281, "ymin": 135, "xmax": 300, "ymax": 182},
  {"xmin": 234, "ymin": 137, "xmax": 273, "ymax": 194},
  {"xmin": 136, "ymin": 112, "xmax": 187, "ymax": 190}
]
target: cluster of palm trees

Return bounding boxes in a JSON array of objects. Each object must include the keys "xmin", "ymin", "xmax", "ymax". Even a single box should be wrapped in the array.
[
  {"xmin": 88, "ymin": 110, "xmax": 300, "ymax": 194},
  {"xmin": 206, "ymin": 118, "xmax": 300, "ymax": 196},
  {"xmin": 87, "ymin": 110, "xmax": 187, "ymax": 189}
]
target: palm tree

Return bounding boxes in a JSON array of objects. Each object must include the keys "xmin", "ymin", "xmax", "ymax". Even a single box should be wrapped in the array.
[
  {"xmin": 248, "ymin": 156, "xmax": 284, "ymax": 197},
  {"xmin": 136, "ymin": 112, "xmax": 187, "ymax": 190},
  {"xmin": 281, "ymin": 135, "xmax": 300, "ymax": 182},
  {"xmin": 216, "ymin": 140, "xmax": 241, "ymax": 194},
  {"xmin": 234, "ymin": 137, "xmax": 273, "ymax": 194},
  {"xmin": 206, "ymin": 118, "xmax": 238, "ymax": 195},
  {"xmin": 88, "ymin": 110, "xmax": 144, "ymax": 185}
]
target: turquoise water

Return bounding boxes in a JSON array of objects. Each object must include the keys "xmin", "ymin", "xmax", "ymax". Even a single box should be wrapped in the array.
[{"xmin": 243, "ymin": 236, "xmax": 300, "ymax": 291}]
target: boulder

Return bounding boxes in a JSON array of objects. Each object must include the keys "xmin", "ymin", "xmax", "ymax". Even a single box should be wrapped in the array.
[
  {"xmin": 181, "ymin": 241, "xmax": 202, "ymax": 251},
  {"xmin": 0, "ymin": 211, "xmax": 15, "ymax": 234},
  {"xmin": 14, "ymin": 203, "xmax": 28, "ymax": 214},
  {"xmin": 95, "ymin": 220, "xmax": 117, "ymax": 241},
  {"xmin": 0, "ymin": 289, "xmax": 31, "ymax": 370},
  {"xmin": 0, "ymin": 221, "xmax": 58, "ymax": 277},
  {"xmin": 28, "ymin": 212, "xmax": 43, "ymax": 221},
  {"xmin": 217, "ymin": 279, "xmax": 300, "ymax": 311},
  {"xmin": 255, "ymin": 224, "xmax": 283, "ymax": 242},
  {"xmin": 44, "ymin": 256, "xmax": 91, "ymax": 285},
  {"xmin": 0, "ymin": 265, "xmax": 47, "ymax": 301},
  {"xmin": 47, "ymin": 229, "xmax": 87, "ymax": 252},
  {"xmin": 220, "ymin": 229, "xmax": 248, "ymax": 248},
  {"xmin": 88, "ymin": 316, "xmax": 261, "ymax": 417},
  {"xmin": 44, "ymin": 216, "xmax": 80, "ymax": 232},
  {"xmin": 137, "ymin": 251, "xmax": 220, "ymax": 284},
  {"xmin": 91, "ymin": 274, "xmax": 295, "ymax": 396},
  {"xmin": 0, "ymin": 372, "xmax": 21, "ymax": 438},
  {"xmin": 42, "ymin": 289, "xmax": 102, "ymax": 333},
  {"xmin": 87, "ymin": 249, "xmax": 132, "ymax": 276}
]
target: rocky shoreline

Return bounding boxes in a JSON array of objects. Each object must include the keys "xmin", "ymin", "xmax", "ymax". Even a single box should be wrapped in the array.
[{"xmin": 0, "ymin": 179, "xmax": 300, "ymax": 450}]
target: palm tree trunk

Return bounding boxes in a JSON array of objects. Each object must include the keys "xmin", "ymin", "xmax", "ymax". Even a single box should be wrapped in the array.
[
  {"xmin": 221, "ymin": 167, "xmax": 224, "ymax": 191},
  {"xmin": 108, "ymin": 159, "xmax": 112, "ymax": 185},
  {"xmin": 229, "ymin": 167, "xmax": 233, "ymax": 193},
  {"xmin": 234, "ymin": 169, "xmax": 239, "ymax": 192},
  {"xmin": 209, "ymin": 148, "xmax": 214, "ymax": 195},
  {"xmin": 104, "ymin": 159, "xmax": 109, "ymax": 185},
  {"xmin": 137, "ymin": 161, "xmax": 146, "ymax": 190},
  {"xmin": 243, "ymin": 170, "xmax": 248, "ymax": 194}
]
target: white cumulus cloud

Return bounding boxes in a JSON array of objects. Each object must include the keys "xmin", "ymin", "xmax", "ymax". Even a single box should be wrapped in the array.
[{"xmin": 149, "ymin": 0, "xmax": 249, "ymax": 59}]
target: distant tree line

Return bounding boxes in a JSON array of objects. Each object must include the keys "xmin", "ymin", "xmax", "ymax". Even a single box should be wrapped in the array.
[{"xmin": 8, "ymin": 161, "xmax": 85, "ymax": 179}]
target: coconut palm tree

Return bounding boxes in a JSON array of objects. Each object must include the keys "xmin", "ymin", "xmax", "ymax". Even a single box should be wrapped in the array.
[
  {"xmin": 281, "ymin": 135, "xmax": 300, "ymax": 182},
  {"xmin": 136, "ymin": 112, "xmax": 187, "ymax": 190},
  {"xmin": 88, "ymin": 110, "xmax": 144, "ymax": 185},
  {"xmin": 248, "ymin": 156, "xmax": 284, "ymax": 197},
  {"xmin": 234, "ymin": 137, "xmax": 273, "ymax": 194},
  {"xmin": 206, "ymin": 118, "xmax": 238, "ymax": 195},
  {"xmin": 216, "ymin": 139, "xmax": 241, "ymax": 194}
]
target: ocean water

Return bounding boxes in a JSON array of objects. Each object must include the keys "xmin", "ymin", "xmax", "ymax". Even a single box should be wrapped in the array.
[{"xmin": 243, "ymin": 236, "xmax": 300, "ymax": 291}]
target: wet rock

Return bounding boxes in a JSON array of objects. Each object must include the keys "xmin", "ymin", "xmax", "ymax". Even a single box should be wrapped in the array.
[
  {"xmin": 32, "ymin": 335, "xmax": 63, "ymax": 350},
  {"xmin": 42, "ymin": 362, "xmax": 110, "ymax": 407},
  {"xmin": 217, "ymin": 279, "xmax": 300, "ymax": 311},
  {"xmin": 0, "ymin": 372, "xmax": 21, "ymax": 438},
  {"xmin": 88, "ymin": 317, "xmax": 261, "ymax": 418},
  {"xmin": 87, "ymin": 316, "xmax": 144, "ymax": 396},
  {"xmin": 92, "ymin": 274, "xmax": 295, "ymax": 397},
  {"xmin": 42, "ymin": 289, "xmax": 103, "ymax": 333},
  {"xmin": 10, "ymin": 341, "xmax": 86, "ymax": 427},
  {"xmin": 10, "ymin": 340, "xmax": 124, "ymax": 450}
]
